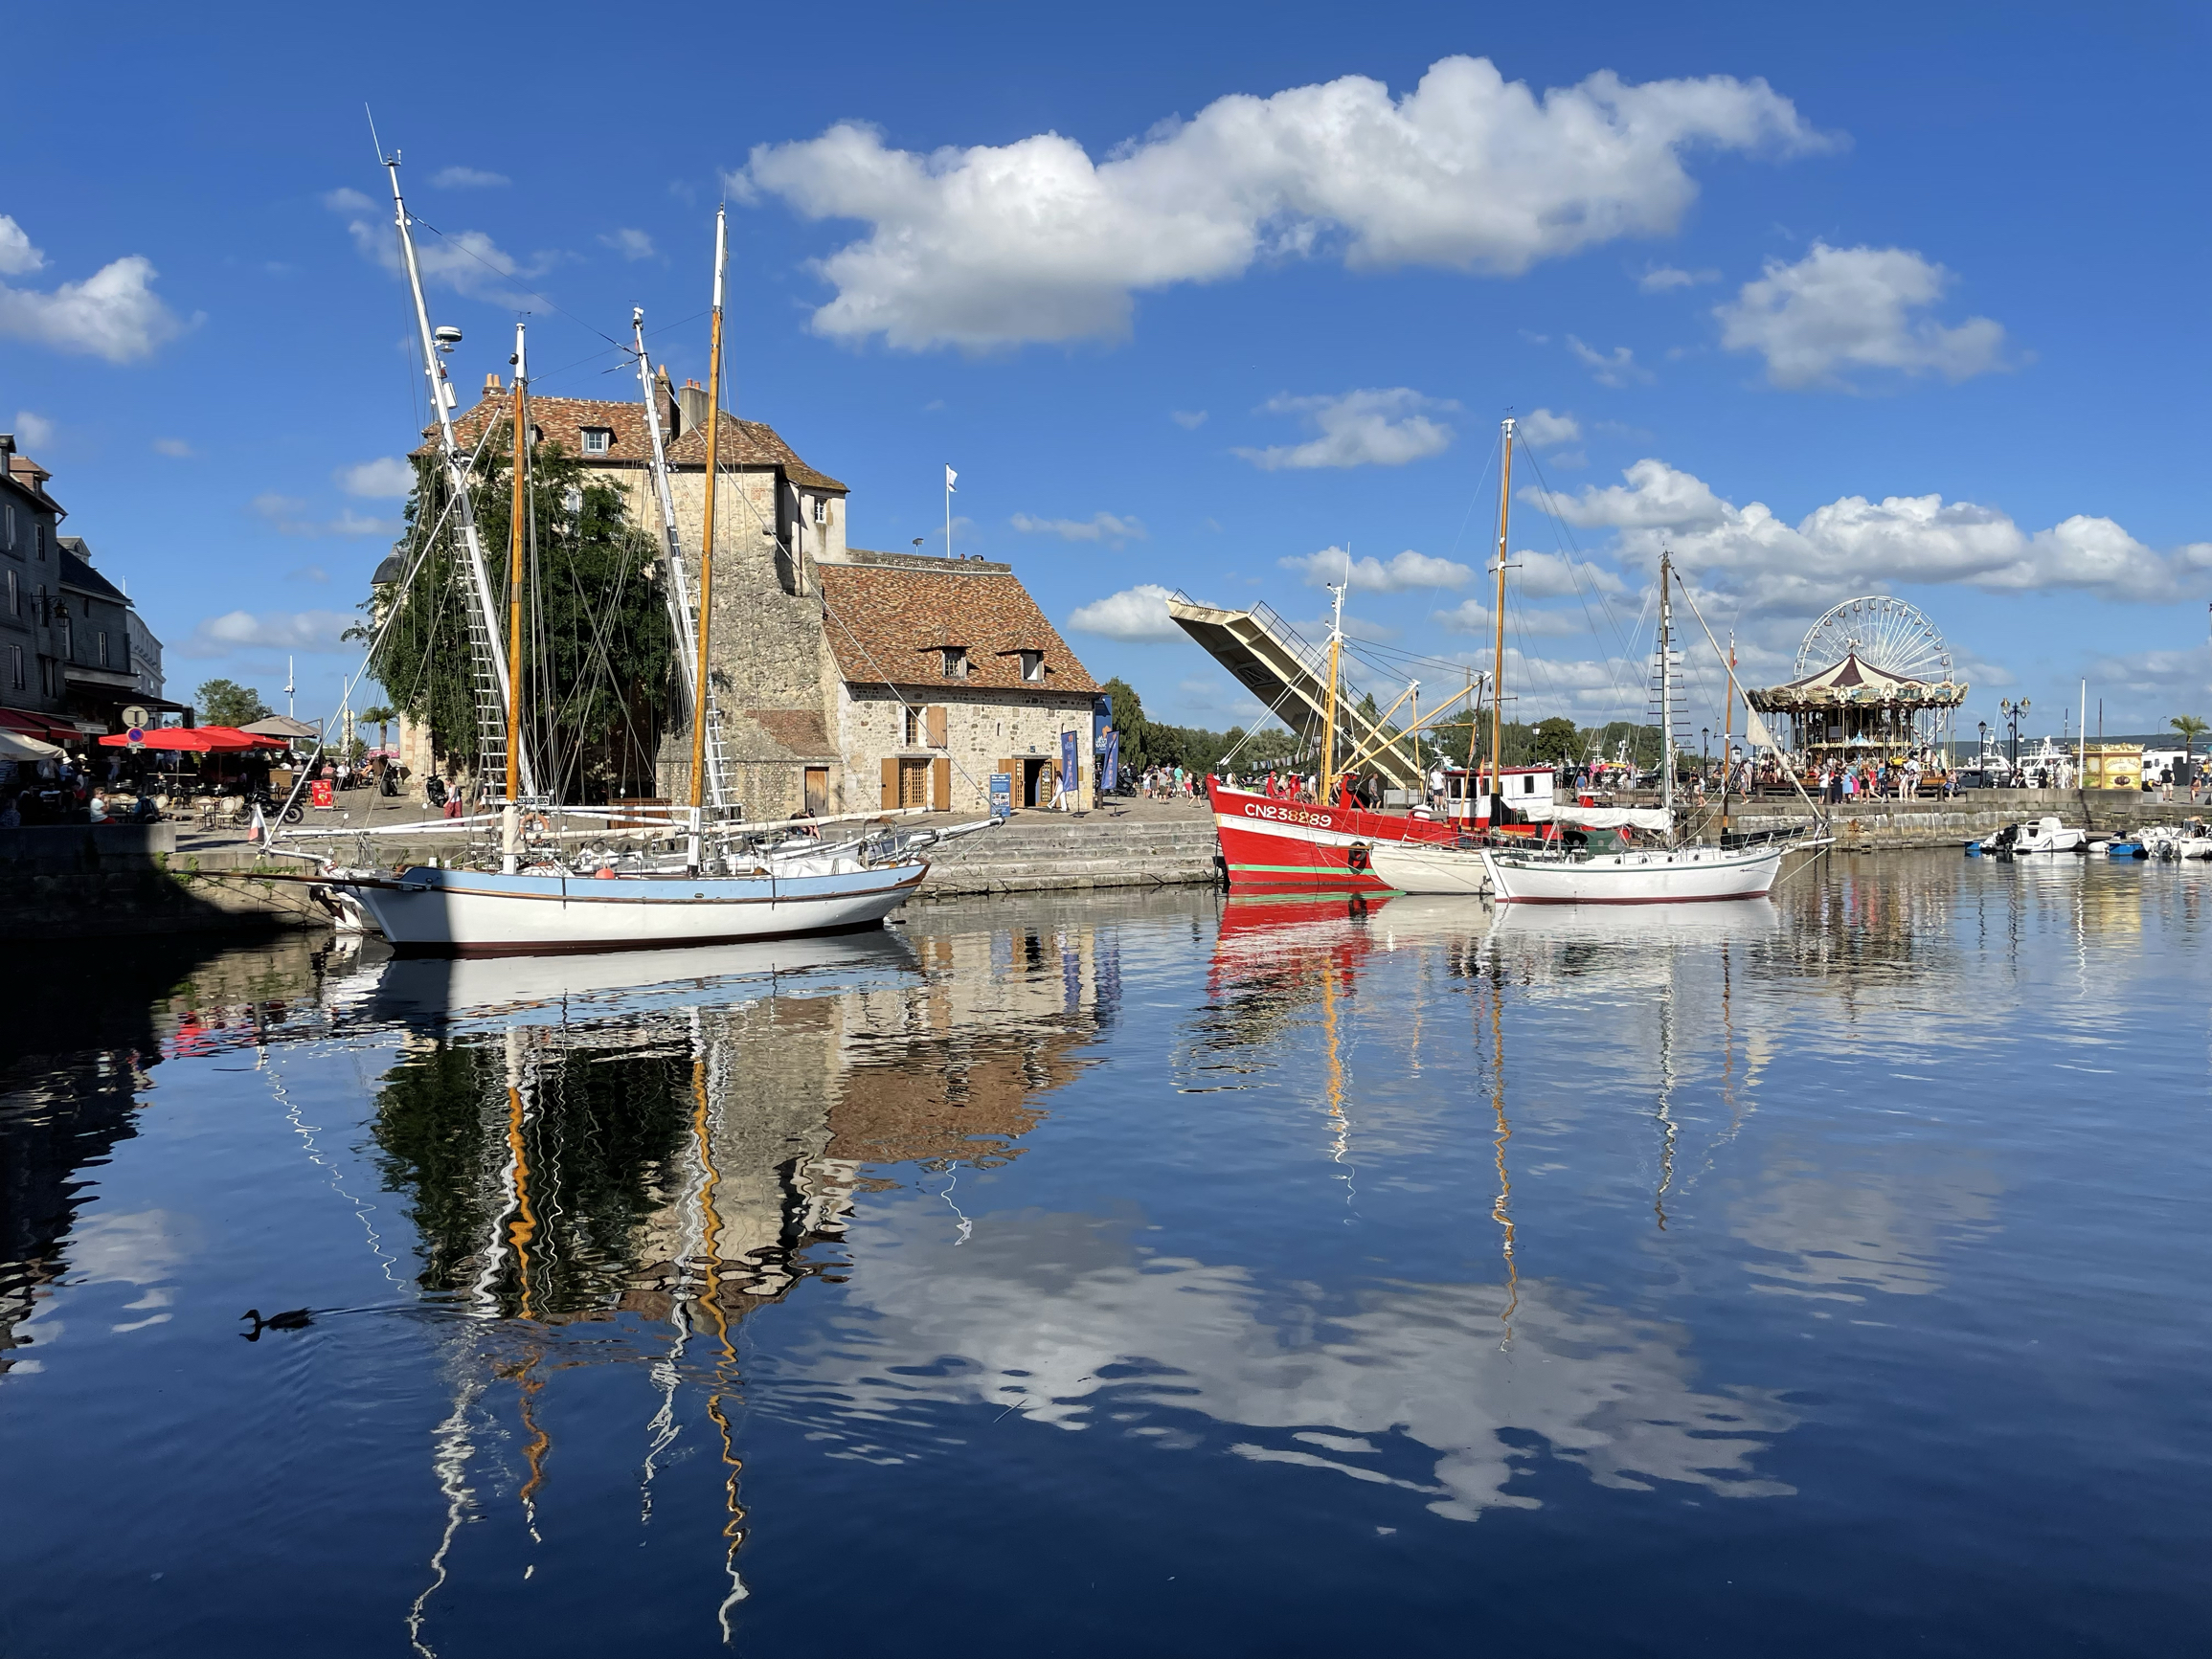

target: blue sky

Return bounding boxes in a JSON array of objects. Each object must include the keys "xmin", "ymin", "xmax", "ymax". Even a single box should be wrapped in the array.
[{"xmin": 3, "ymin": 1, "xmax": 2205, "ymax": 742}]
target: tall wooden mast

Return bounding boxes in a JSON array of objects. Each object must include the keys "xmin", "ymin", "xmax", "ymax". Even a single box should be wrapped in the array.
[
  {"xmin": 1489, "ymin": 417, "xmax": 1516, "ymax": 813},
  {"xmin": 505, "ymin": 322, "xmax": 529, "ymax": 808},
  {"xmin": 688, "ymin": 208, "xmax": 728, "ymax": 816}
]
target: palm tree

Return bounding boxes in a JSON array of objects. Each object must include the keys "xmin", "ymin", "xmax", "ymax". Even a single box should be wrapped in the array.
[
  {"xmin": 360, "ymin": 704, "xmax": 396, "ymax": 768},
  {"xmin": 2173, "ymin": 713, "xmax": 2208, "ymax": 757}
]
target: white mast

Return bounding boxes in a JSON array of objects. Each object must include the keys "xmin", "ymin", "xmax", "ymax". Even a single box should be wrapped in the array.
[
  {"xmin": 381, "ymin": 150, "xmax": 535, "ymax": 799},
  {"xmin": 1659, "ymin": 552, "xmax": 1675, "ymax": 823},
  {"xmin": 630, "ymin": 310, "xmax": 726, "ymax": 811}
]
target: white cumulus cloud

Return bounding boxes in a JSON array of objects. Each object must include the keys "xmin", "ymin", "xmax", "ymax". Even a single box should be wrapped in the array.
[
  {"xmin": 600, "ymin": 228, "xmax": 657, "ymax": 260},
  {"xmin": 1280, "ymin": 546, "xmax": 1471, "ymax": 593},
  {"xmin": 1067, "ymin": 583, "xmax": 1184, "ymax": 641},
  {"xmin": 250, "ymin": 493, "xmax": 398, "ymax": 539},
  {"xmin": 1435, "ymin": 597, "xmax": 1587, "ymax": 637},
  {"xmin": 1637, "ymin": 264, "xmax": 1718, "ymax": 291},
  {"xmin": 334, "ymin": 457, "xmax": 415, "ymax": 498},
  {"xmin": 1010, "ymin": 511, "xmax": 1146, "ymax": 545},
  {"xmin": 1237, "ymin": 388, "xmax": 1456, "ymax": 471},
  {"xmin": 0, "ymin": 216, "xmax": 45, "ymax": 276},
  {"xmin": 0, "ymin": 214, "xmax": 192, "ymax": 364},
  {"xmin": 12, "ymin": 410, "xmax": 56, "ymax": 448},
  {"xmin": 152, "ymin": 437, "xmax": 193, "ymax": 459},
  {"xmin": 181, "ymin": 609, "xmax": 357, "ymax": 658},
  {"xmin": 327, "ymin": 191, "xmax": 545, "ymax": 306},
  {"xmin": 1715, "ymin": 242, "xmax": 2007, "ymax": 389},
  {"xmin": 1518, "ymin": 408, "xmax": 1581, "ymax": 448},
  {"xmin": 1568, "ymin": 335, "xmax": 1652, "ymax": 387},
  {"xmin": 1170, "ymin": 410, "xmax": 1208, "ymax": 430},
  {"xmin": 739, "ymin": 56, "xmax": 1833, "ymax": 349},
  {"xmin": 1531, "ymin": 458, "xmax": 2197, "ymax": 610},
  {"xmin": 431, "ymin": 167, "xmax": 510, "ymax": 190}
]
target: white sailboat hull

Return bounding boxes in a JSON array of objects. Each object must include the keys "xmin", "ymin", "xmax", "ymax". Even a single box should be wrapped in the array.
[
  {"xmin": 1481, "ymin": 843, "xmax": 1784, "ymax": 904},
  {"xmin": 340, "ymin": 862, "xmax": 927, "ymax": 955},
  {"xmin": 1366, "ymin": 838, "xmax": 1497, "ymax": 895}
]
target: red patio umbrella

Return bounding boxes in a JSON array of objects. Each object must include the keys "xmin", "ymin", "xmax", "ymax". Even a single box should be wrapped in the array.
[{"xmin": 98, "ymin": 727, "xmax": 287, "ymax": 751}]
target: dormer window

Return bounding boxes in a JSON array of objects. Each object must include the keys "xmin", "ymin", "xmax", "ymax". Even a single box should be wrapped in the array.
[
  {"xmin": 1020, "ymin": 650, "xmax": 1046, "ymax": 683},
  {"xmin": 941, "ymin": 646, "xmax": 968, "ymax": 679},
  {"xmin": 580, "ymin": 427, "xmax": 612, "ymax": 456},
  {"xmin": 528, "ymin": 424, "xmax": 543, "ymax": 447},
  {"xmin": 812, "ymin": 496, "xmax": 827, "ymax": 525}
]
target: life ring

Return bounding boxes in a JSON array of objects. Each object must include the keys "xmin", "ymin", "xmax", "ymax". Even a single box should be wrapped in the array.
[{"xmin": 1346, "ymin": 841, "xmax": 1373, "ymax": 874}]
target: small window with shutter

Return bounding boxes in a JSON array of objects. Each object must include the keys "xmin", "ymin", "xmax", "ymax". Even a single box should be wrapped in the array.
[
  {"xmin": 1020, "ymin": 650, "xmax": 1046, "ymax": 683},
  {"xmin": 580, "ymin": 427, "xmax": 612, "ymax": 455}
]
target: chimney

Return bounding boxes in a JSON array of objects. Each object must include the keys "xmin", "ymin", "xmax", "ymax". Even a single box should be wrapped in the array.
[
  {"xmin": 485, "ymin": 372, "xmax": 503, "ymax": 396},
  {"xmin": 0, "ymin": 434, "xmax": 13, "ymax": 460},
  {"xmin": 677, "ymin": 378, "xmax": 709, "ymax": 440}
]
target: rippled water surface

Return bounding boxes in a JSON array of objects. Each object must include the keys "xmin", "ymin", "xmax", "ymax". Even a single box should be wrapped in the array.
[{"xmin": 2, "ymin": 852, "xmax": 2205, "ymax": 1657}]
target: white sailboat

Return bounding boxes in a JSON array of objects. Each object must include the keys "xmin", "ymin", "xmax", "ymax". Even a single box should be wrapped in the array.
[
  {"xmin": 327, "ymin": 158, "xmax": 929, "ymax": 955},
  {"xmin": 1369, "ymin": 551, "xmax": 1827, "ymax": 905}
]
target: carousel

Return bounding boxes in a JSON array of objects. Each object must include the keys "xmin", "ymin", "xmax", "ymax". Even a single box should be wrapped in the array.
[{"xmin": 1748, "ymin": 595, "xmax": 1967, "ymax": 763}]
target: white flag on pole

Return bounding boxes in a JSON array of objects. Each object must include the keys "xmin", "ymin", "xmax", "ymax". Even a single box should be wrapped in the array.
[{"xmin": 944, "ymin": 465, "xmax": 958, "ymax": 492}]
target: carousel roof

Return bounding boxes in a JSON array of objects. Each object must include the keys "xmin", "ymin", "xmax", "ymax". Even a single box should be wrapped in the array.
[{"xmin": 1748, "ymin": 650, "xmax": 1966, "ymax": 710}]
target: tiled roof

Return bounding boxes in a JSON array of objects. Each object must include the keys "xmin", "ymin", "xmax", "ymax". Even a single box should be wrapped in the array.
[
  {"xmin": 427, "ymin": 388, "xmax": 659, "ymax": 467},
  {"xmin": 818, "ymin": 562, "xmax": 1099, "ymax": 694},
  {"xmin": 421, "ymin": 382, "xmax": 846, "ymax": 492},
  {"xmin": 665, "ymin": 417, "xmax": 846, "ymax": 493},
  {"xmin": 741, "ymin": 708, "xmax": 833, "ymax": 756},
  {"xmin": 58, "ymin": 542, "xmax": 128, "ymax": 605},
  {"xmin": 2, "ymin": 453, "xmax": 64, "ymax": 516}
]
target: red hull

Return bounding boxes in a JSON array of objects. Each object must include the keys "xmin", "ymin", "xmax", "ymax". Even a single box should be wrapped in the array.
[{"xmin": 1208, "ymin": 782, "xmax": 1463, "ymax": 893}]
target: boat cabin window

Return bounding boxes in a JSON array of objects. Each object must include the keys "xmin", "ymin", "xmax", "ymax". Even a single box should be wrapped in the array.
[
  {"xmin": 1020, "ymin": 650, "xmax": 1046, "ymax": 683},
  {"xmin": 941, "ymin": 646, "xmax": 968, "ymax": 679},
  {"xmin": 580, "ymin": 427, "xmax": 612, "ymax": 456},
  {"xmin": 1523, "ymin": 773, "xmax": 1538, "ymax": 795}
]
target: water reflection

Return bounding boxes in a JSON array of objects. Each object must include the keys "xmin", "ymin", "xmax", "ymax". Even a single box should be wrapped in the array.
[{"xmin": 0, "ymin": 856, "xmax": 2204, "ymax": 1656}]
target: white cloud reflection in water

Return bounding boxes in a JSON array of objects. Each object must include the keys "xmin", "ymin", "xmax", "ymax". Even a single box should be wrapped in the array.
[{"xmin": 765, "ymin": 1207, "xmax": 1796, "ymax": 1520}]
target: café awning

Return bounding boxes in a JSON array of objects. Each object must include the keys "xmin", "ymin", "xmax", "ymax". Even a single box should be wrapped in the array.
[
  {"xmin": 0, "ymin": 706, "xmax": 87, "ymax": 743},
  {"xmin": 97, "ymin": 726, "xmax": 289, "ymax": 752}
]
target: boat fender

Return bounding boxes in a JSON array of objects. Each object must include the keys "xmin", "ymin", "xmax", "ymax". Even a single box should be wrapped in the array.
[
  {"xmin": 594, "ymin": 866, "xmax": 618, "ymax": 880},
  {"xmin": 1346, "ymin": 842, "xmax": 1373, "ymax": 874}
]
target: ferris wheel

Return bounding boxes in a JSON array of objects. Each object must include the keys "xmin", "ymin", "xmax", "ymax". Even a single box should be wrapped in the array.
[{"xmin": 1794, "ymin": 594, "xmax": 1953, "ymax": 684}]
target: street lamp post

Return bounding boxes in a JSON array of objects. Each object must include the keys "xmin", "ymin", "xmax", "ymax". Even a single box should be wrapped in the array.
[{"xmin": 1999, "ymin": 699, "xmax": 2030, "ymax": 782}]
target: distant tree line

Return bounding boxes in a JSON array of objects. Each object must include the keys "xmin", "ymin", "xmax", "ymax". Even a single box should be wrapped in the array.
[{"xmin": 1101, "ymin": 676, "xmax": 1665, "ymax": 780}]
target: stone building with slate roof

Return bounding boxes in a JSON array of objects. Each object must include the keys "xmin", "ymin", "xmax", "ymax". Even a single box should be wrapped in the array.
[{"xmin": 426, "ymin": 376, "xmax": 1097, "ymax": 816}]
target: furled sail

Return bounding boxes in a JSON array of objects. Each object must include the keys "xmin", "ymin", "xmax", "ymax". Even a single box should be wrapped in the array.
[{"xmin": 1520, "ymin": 804, "xmax": 1674, "ymax": 832}]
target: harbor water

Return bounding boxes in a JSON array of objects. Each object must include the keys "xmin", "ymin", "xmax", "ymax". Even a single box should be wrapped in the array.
[{"xmin": 1, "ymin": 851, "xmax": 2204, "ymax": 1656}]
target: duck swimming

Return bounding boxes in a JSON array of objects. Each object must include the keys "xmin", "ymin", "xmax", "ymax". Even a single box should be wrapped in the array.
[{"xmin": 239, "ymin": 1308, "xmax": 314, "ymax": 1339}]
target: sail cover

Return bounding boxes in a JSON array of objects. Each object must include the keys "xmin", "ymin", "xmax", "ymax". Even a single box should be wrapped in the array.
[{"xmin": 1521, "ymin": 803, "xmax": 1673, "ymax": 831}]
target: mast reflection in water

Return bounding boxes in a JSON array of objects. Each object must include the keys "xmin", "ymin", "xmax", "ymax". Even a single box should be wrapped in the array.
[{"xmin": 0, "ymin": 856, "xmax": 2204, "ymax": 1659}]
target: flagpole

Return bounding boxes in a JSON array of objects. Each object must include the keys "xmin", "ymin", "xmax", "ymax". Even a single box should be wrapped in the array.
[{"xmin": 944, "ymin": 464, "xmax": 955, "ymax": 559}]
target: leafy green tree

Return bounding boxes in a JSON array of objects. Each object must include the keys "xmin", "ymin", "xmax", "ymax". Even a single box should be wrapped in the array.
[
  {"xmin": 1100, "ymin": 677, "xmax": 1148, "ymax": 773},
  {"xmin": 195, "ymin": 678, "xmax": 270, "ymax": 727},
  {"xmin": 359, "ymin": 439, "xmax": 675, "ymax": 798},
  {"xmin": 1532, "ymin": 715, "xmax": 1579, "ymax": 765}
]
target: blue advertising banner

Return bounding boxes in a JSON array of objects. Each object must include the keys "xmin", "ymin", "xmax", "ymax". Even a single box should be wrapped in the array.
[
  {"xmin": 989, "ymin": 773, "xmax": 1012, "ymax": 820},
  {"xmin": 1061, "ymin": 729, "xmax": 1079, "ymax": 808},
  {"xmin": 1101, "ymin": 729, "xmax": 1119, "ymax": 793}
]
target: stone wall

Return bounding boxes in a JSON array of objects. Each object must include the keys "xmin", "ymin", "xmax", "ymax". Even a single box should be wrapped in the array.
[
  {"xmin": 655, "ymin": 467, "xmax": 842, "ymax": 818},
  {"xmin": 838, "ymin": 684, "xmax": 1095, "ymax": 815},
  {"xmin": 0, "ymin": 825, "xmax": 330, "ymax": 939}
]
